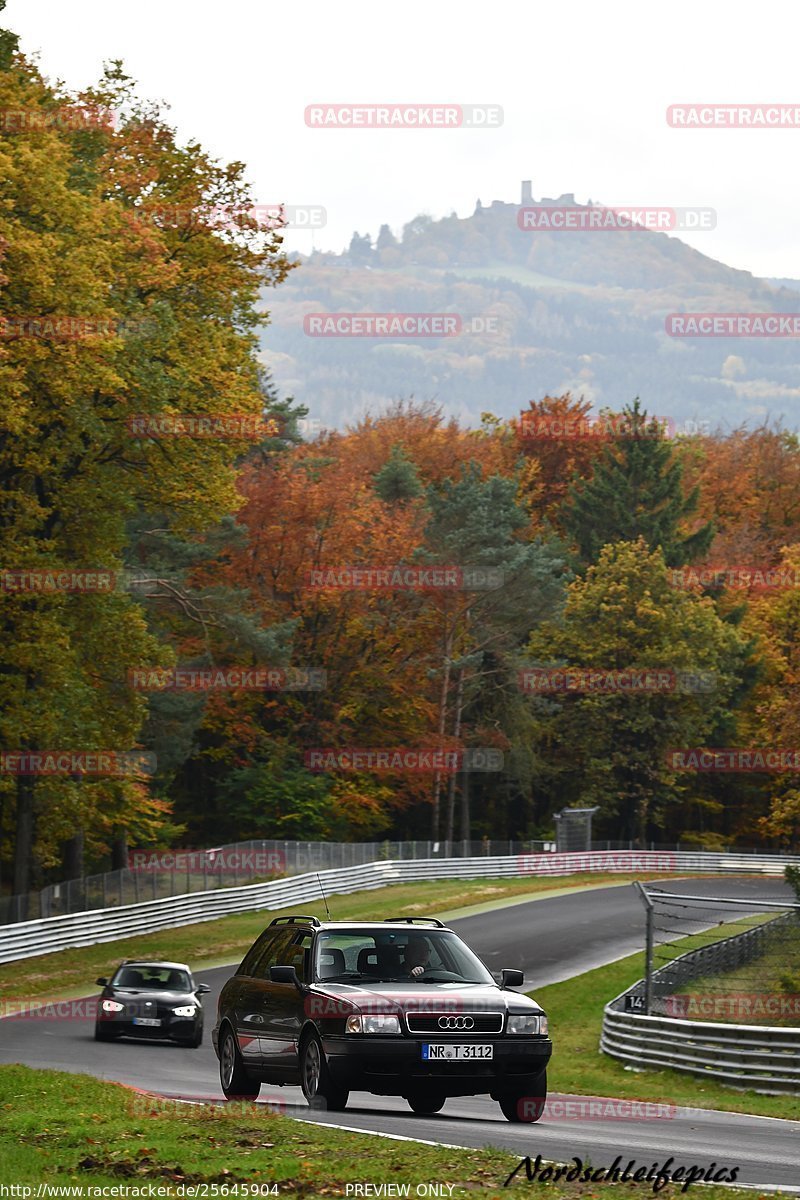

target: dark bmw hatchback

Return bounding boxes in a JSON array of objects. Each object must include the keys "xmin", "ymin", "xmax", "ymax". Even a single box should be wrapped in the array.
[
  {"xmin": 95, "ymin": 960, "xmax": 210, "ymax": 1047},
  {"xmin": 213, "ymin": 916, "xmax": 551, "ymax": 1121}
]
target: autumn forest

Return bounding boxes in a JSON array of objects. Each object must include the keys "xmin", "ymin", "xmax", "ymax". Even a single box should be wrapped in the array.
[{"xmin": 2, "ymin": 30, "xmax": 800, "ymax": 900}]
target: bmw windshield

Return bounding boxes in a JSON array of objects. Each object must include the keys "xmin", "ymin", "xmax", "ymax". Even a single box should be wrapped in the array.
[{"xmin": 314, "ymin": 929, "xmax": 495, "ymax": 985}]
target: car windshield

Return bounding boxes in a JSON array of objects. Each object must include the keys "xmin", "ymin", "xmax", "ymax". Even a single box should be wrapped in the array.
[
  {"xmin": 314, "ymin": 929, "xmax": 494, "ymax": 985},
  {"xmin": 112, "ymin": 965, "xmax": 192, "ymax": 991}
]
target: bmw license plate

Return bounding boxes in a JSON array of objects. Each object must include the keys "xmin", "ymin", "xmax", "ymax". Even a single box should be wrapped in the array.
[
  {"xmin": 132, "ymin": 1017, "xmax": 161, "ymax": 1027},
  {"xmin": 422, "ymin": 1044, "xmax": 493, "ymax": 1060}
]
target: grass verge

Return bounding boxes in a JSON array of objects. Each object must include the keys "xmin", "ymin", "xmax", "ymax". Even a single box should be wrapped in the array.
[
  {"xmin": 0, "ymin": 872, "xmax": 674, "ymax": 1002},
  {"xmin": 0, "ymin": 1065, "xmax": 776, "ymax": 1198},
  {"xmin": 669, "ymin": 920, "xmax": 800, "ymax": 1026},
  {"xmin": 537, "ymin": 950, "xmax": 800, "ymax": 1121}
]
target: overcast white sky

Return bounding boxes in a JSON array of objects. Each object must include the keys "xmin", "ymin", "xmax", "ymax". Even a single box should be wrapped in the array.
[{"xmin": 8, "ymin": 0, "xmax": 800, "ymax": 278}]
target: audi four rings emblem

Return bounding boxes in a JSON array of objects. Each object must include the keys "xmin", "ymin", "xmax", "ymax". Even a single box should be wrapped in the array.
[{"xmin": 438, "ymin": 1015, "xmax": 474, "ymax": 1029}]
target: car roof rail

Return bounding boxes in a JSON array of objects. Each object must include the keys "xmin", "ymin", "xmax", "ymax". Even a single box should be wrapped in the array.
[
  {"xmin": 383, "ymin": 917, "xmax": 446, "ymax": 928},
  {"xmin": 269, "ymin": 915, "xmax": 322, "ymax": 927}
]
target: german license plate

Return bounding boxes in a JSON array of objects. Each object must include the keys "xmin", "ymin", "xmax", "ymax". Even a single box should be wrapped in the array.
[
  {"xmin": 422, "ymin": 1043, "xmax": 493, "ymax": 1061},
  {"xmin": 132, "ymin": 1017, "xmax": 161, "ymax": 1027}
]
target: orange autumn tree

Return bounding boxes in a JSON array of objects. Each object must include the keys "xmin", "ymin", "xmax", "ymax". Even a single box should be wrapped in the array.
[
  {"xmin": 187, "ymin": 403, "xmax": 550, "ymax": 839},
  {"xmin": 512, "ymin": 393, "xmax": 610, "ymax": 524}
]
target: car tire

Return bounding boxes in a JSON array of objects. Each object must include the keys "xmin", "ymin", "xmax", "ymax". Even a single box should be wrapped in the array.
[
  {"xmin": 94, "ymin": 1024, "xmax": 119, "ymax": 1041},
  {"xmin": 407, "ymin": 1094, "xmax": 445, "ymax": 1114},
  {"xmin": 180, "ymin": 1030, "xmax": 203, "ymax": 1048},
  {"xmin": 498, "ymin": 1069, "xmax": 547, "ymax": 1123},
  {"xmin": 300, "ymin": 1033, "xmax": 349, "ymax": 1112},
  {"xmin": 219, "ymin": 1024, "xmax": 260, "ymax": 1100}
]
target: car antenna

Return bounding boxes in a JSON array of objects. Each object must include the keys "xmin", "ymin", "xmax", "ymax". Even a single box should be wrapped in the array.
[{"xmin": 316, "ymin": 873, "xmax": 332, "ymax": 921}]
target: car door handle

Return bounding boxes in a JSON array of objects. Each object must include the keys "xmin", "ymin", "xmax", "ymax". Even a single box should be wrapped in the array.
[{"xmin": 243, "ymin": 1012, "xmax": 265, "ymax": 1024}]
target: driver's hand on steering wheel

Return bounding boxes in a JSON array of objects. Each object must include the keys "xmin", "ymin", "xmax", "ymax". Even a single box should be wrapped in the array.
[{"xmin": 410, "ymin": 965, "xmax": 425, "ymax": 977}]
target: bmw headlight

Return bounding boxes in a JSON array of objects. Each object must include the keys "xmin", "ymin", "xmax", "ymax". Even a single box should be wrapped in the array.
[
  {"xmin": 172, "ymin": 1005, "xmax": 197, "ymax": 1017},
  {"xmin": 507, "ymin": 1013, "xmax": 547, "ymax": 1036},
  {"xmin": 345, "ymin": 1014, "xmax": 401, "ymax": 1035},
  {"xmin": 101, "ymin": 1000, "xmax": 124, "ymax": 1013}
]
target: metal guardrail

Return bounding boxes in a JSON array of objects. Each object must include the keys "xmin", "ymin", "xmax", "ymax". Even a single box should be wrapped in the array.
[
  {"xmin": 0, "ymin": 849, "xmax": 798, "ymax": 966},
  {"xmin": 2, "ymin": 836, "xmax": 787, "ymax": 924},
  {"xmin": 601, "ymin": 1006, "xmax": 800, "ymax": 1094},
  {"xmin": 601, "ymin": 907, "xmax": 800, "ymax": 1094}
]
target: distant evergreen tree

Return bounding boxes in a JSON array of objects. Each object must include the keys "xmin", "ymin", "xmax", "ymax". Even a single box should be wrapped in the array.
[
  {"xmin": 347, "ymin": 232, "xmax": 373, "ymax": 263},
  {"xmin": 0, "ymin": 1, "xmax": 19, "ymax": 68},
  {"xmin": 373, "ymin": 444, "xmax": 422, "ymax": 503},
  {"xmin": 376, "ymin": 224, "xmax": 398, "ymax": 252},
  {"xmin": 562, "ymin": 399, "xmax": 714, "ymax": 567}
]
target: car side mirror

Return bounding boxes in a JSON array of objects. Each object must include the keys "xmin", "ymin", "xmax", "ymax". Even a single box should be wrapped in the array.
[
  {"xmin": 501, "ymin": 968, "xmax": 524, "ymax": 989},
  {"xmin": 270, "ymin": 965, "xmax": 305, "ymax": 989},
  {"xmin": 95, "ymin": 977, "xmax": 108, "ymax": 987},
  {"xmin": 195, "ymin": 983, "xmax": 211, "ymax": 994}
]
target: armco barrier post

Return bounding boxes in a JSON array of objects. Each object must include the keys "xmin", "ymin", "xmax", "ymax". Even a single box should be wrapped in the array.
[{"xmin": 635, "ymin": 881, "xmax": 655, "ymax": 1015}]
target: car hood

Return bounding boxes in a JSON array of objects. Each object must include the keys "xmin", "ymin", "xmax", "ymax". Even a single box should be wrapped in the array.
[
  {"xmin": 310, "ymin": 981, "xmax": 544, "ymax": 1014},
  {"xmin": 107, "ymin": 988, "xmax": 200, "ymax": 1005}
]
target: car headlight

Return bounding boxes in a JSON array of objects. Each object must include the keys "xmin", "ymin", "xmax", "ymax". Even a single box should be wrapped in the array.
[
  {"xmin": 345, "ymin": 1014, "xmax": 401, "ymax": 1035},
  {"xmin": 172, "ymin": 1005, "xmax": 197, "ymax": 1017},
  {"xmin": 507, "ymin": 1013, "xmax": 547, "ymax": 1036},
  {"xmin": 101, "ymin": 1000, "xmax": 124, "ymax": 1013}
]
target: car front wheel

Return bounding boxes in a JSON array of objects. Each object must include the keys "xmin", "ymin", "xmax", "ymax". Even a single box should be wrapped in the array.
[
  {"xmin": 300, "ymin": 1033, "xmax": 349, "ymax": 1112},
  {"xmin": 94, "ymin": 1024, "xmax": 119, "ymax": 1041},
  {"xmin": 219, "ymin": 1026, "xmax": 260, "ymax": 1100},
  {"xmin": 407, "ymin": 1093, "xmax": 445, "ymax": 1114},
  {"xmin": 498, "ymin": 1069, "xmax": 547, "ymax": 1123}
]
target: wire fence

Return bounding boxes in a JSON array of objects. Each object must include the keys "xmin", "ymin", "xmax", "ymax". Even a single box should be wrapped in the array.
[
  {"xmin": 0, "ymin": 836, "xmax": 790, "ymax": 925},
  {"xmin": 632, "ymin": 885, "xmax": 800, "ymax": 1025}
]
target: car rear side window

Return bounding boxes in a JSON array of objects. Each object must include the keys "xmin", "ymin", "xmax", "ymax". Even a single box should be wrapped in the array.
[
  {"xmin": 250, "ymin": 928, "xmax": 294, "ymax": 979},
  {"xmin": 239, "ymin": 931, "xmax": 278, "ymax": 977}
]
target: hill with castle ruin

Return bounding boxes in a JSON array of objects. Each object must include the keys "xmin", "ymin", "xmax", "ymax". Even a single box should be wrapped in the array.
[{"xmin": 259, "ymin": 183, "xmax": 800, "ymax": 434}]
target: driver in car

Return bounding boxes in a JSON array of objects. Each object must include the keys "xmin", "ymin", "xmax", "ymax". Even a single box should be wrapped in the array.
[{"xmin": 402, "ymin": 936, "xmax": 430, "ymax": 978}]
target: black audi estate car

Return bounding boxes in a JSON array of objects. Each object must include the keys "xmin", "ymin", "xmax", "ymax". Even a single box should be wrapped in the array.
[
  {"xmin": 213, "ymin": 916, "xmax": 551, "ymax": 1121},
  {"xmin": 94, "ymin": 959, "xmax": 210, "ymax": 1046}
]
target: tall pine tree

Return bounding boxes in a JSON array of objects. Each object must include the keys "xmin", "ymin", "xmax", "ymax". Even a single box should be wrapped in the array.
[{"xmin": 562, "ymin": 400, "xmax": 714, "ymax": 567}]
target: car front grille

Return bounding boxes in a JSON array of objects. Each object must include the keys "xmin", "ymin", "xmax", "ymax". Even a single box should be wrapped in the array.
[
  {"xmin": 122, "ymin": 1001, "xmax": 173, "ymax": 1020},
  {"xmin": 404, "ymin": 1011, "xmax": 504, "ymax": 1034}
]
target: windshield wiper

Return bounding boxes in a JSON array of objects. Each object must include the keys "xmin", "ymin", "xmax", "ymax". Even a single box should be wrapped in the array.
[{"xmin": 319, "ymin": 972, "xmax": 389, "ymax": 982}]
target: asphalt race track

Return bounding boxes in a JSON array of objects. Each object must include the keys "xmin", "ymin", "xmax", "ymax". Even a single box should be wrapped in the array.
[{"xmin": 2, "ymin": 876, "xmax": 799, "ymax": 1188}]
